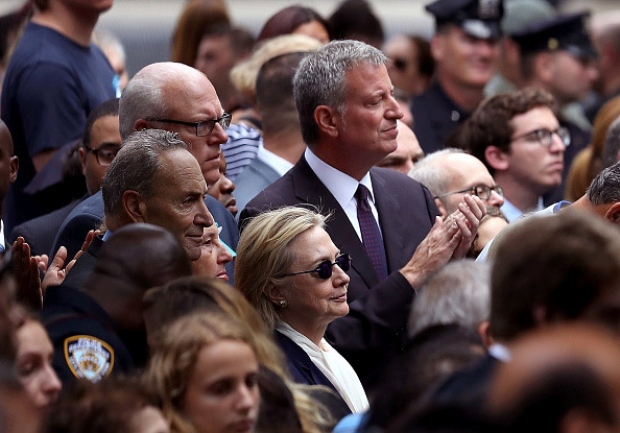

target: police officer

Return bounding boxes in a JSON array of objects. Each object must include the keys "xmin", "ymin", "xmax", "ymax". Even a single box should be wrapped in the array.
[
  {"xmin": 512, "ymin": 12, "xmax": 598, "ymax": 203},
  {"xmin": 41, "ymin": 224, "xmax": 192, "ymax": 383},
  {"xmin": 412, "ymin": 0, "xmax": 503, "ymax": 153}
]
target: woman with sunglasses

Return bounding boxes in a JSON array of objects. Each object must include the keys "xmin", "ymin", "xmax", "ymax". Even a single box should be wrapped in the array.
[{"xmin": 236, "ymin": 206, "xmax": 368, "ymax": 414}]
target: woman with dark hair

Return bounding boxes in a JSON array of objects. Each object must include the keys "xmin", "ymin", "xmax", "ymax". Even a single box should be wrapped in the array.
[{"xmin": 258, "ymin": 5, "xmax": 330, "ymax": 44}]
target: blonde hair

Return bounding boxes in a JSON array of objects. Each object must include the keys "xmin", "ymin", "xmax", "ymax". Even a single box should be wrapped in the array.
[
  {"xmin": 143, "ymin": 276, "xmax": 286, "ymax": 378},
  {"xmin": 230, "ymin": 34, "xmax": 322, "ymax": 101},
  {"xmin": 145, "ymin": 313, "xmax": 256, "ymax": 433},
  {"xmin": 236, "ymin": 207, "xmax": 327, "ymax": 330}
]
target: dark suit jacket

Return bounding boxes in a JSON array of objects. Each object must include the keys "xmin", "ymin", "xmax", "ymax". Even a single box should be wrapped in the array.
[
  {"xmin": 275, "ymin": 331, "xmax": 352, "ymax": 420},
  {"xmin": 240, "ymin": 156, "xmax": 439, "ymax": 385},
  {"xmin": 9, "ymin": 198, "xmax": 82, "ymax": 256},
  {"xmin": 61, "ymin": 235, "xmax": 104, "ymax": 290},
  {"xmin": 50, "ymin": 191, "xmax": 240, "ymax": 282}
]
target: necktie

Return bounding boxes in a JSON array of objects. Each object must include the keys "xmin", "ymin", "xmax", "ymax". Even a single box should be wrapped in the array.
[{"xmin": 355, "ymin": 184, "xmax": 388, "ymax": 281}]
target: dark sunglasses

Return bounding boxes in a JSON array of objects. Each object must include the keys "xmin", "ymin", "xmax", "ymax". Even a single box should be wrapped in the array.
[{"xmin": 279, "ymin": 253, "xmax": 352, "ymax": 280}]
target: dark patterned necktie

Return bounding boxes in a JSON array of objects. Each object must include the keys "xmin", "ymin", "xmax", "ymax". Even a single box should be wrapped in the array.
[{"xmin": 355, "ymin": 184, "xmax": 388, "ymax": 281}]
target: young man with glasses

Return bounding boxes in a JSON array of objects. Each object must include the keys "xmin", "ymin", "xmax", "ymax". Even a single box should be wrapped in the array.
[{"xmin": 457, "ymin": 88, "xmax": 569, "ymax": 221}]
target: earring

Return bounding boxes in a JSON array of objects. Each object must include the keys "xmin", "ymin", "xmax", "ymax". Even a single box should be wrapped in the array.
[{"xmin": 280, "ymin": 299, "xmax": 287, "ymax": 308}]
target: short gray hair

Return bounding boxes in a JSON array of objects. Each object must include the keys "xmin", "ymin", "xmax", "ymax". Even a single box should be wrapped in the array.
[
  {"xmin": 119, "ymin": 63, "xmax": 172, "ymax": 139},
  {"xmin": 408, "ymin": 259, "xmax": 491, "ymax": 337},
  {"xmin": 587, "ymin": 161, "xmax": 620, "ymax": 206},
  {"xmin": 408, "ymin": 148, "xmax": 465, "ymax": 197},
  {"xmin": 293, "ymin": 40, "xmax": 386, "ymax": 147},
  {"xmin": 601, "ymin": 115, "xmax": 620, "ymax": 169},
  {"xmin": 102, "ymin": 129, "xmax": 187, "ymax": 219}
]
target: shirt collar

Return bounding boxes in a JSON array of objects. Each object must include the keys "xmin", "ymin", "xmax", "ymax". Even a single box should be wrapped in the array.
[{"xmin": 305, "ymin": 147, "xmax": 375, "ymax": 206}]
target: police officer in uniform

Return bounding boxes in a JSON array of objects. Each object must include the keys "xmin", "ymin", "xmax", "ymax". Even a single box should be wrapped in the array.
[
  {"xmin": 412, "ymin": 0, "xmax": 503, "ymax": 153},
  {"xmin": 41, "ymin": 224, "xmax": 192, "ymax": 383},
  {"xmin": 512, "ymin": 12, "xmax": 598, "ymax": 203}
]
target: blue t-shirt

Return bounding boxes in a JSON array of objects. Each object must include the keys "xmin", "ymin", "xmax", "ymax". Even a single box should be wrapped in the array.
[{"xmin": 1, "ymin": 22, "xmax": 118, "ymax": 231}]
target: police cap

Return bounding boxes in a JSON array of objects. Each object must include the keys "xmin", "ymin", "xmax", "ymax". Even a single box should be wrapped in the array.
[
  {"xmin": 512, "ymin": 12, "xmax": 597, "ymax": 60},
  {"xmin": 426, "ymin": 0, "xmax": 504, "ymax": 40}
]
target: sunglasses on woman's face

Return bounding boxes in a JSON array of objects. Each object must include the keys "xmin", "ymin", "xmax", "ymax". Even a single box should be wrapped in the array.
[{"xmin": 279, "ymin": 253, "xmax": 352, "ymax": 279}]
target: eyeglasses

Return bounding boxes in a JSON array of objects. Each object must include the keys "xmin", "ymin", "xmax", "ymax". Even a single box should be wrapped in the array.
[
  {"xmin": 278, "ymin": 253, "xmax": 352, "ymax": 280},
  {"xmin": 83, "ymin": 142, "xmax": 121, "ymax": 167},
  {"xmin": 434, "ymin": 184, "xmax": 504, "ymax": 200},
  {"xmin": 511, "ymin": 126, "xmax": 571, "ymax": 148},
  {"xmin": 146, "ymin": 113, "xmax": 232, "ymax": 137}
]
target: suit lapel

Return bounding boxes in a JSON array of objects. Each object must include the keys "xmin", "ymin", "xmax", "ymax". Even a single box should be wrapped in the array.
[{"xmin": 292, "ymin": 158, "xmax": 380, "ymax": 289}]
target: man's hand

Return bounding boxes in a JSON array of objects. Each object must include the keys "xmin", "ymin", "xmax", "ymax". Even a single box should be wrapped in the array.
[
  {"xmin": 399, "ymin": 194, "xmax": 486, "ymax": 288},
  {"xmin": 41, "ymin": 230, "xmax": 98, "ymax": 293},
  {"xmin": 451, "ymin": 194, "xmax": 486, "ymax": 259},
  {"xmin": 12, "ymin": 237, "xmax": 43, "ymax": 310}
]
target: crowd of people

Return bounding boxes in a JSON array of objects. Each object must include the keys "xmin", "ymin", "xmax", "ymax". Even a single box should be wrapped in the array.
[{"xmin": 1, "ymin": 0, "xmax": 620, "ymax": 432}]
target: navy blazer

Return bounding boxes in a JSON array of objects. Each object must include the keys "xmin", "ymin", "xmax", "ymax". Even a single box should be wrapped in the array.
[{"xmin": 240, "ymin": 156, "xmax": 439, "ymax": 386}]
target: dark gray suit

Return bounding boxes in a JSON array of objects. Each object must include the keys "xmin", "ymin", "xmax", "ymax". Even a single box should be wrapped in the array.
[{"xmin": 239, "ymin": 156, "xmax": 439, "ymax": 386}]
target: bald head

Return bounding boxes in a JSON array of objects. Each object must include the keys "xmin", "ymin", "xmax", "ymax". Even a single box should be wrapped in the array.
[
  {"xmin": 120, "ymin": 62, "xmax": 217, "ymax": 138},
  {"xmin": 376, "ymin": 121, "xmax": 424, "ymax": 175},
  {"xmin": 410, "ymin": 149, "xmax": 503, "ymax": 216},
  {"xmin": 119, "ymin": 62, "xmax": 229, "ymax": 185},
  {"xmin": 489, "ymin": 324, "xmax": 620, "ymax": 433}
]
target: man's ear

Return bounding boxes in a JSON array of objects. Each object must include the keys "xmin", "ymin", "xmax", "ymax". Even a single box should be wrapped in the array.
[
  {"xmin": 434, "ymin": 197, "xmax": 448, "ymax": 218},
  {"xmin": 485, "ymin": 146, "xmax": 510, "ymax": 172},
  {"xmin": 430, "ymin": 34, "xmax": 445, "ymax": 62},
  {"xmin": 8, "ymin": 156, "xmax": 18, "ymax": 184},
  {"xmin": 122, "ymin": 190, "xmax": 147, "ymax": 223},
  {"xmin": 477, "ymin": 320, "xmax": 494, "ymax": 349},
  {"xmin": 134, "ymin": 119, "xmax": 148, "ymax": 132},
  {"xmin": 534, "ymin": 52, "xmax": 554, "ymax": 85},
  {"xmin": 604, "ymin": 202, "xmax": 620, "ymax": 225},
  {"xmin": 314, "ymin": 105, "xmax": 339, "ymax": 139},
  {"xmin": 78, "ymin": 147, "xmax": 88, "ymax": 176}
]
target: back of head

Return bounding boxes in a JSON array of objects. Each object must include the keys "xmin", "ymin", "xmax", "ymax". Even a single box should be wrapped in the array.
[
  {"xmin": 42, "ymin": 376, "xmax": 157, "ymax": 433},
  {"xmin": 293, "ymin": 40, "xmax": 386, "ymax": 146},
  {"xmin": 368, "ymin": 324, "xmax": 485, "ymax": 432},
  {"xmin": 408, "ymin": 259, "xmax": 491, "ymax": 337},
  {"xmin": 143, "ymin": 275, "xmax": 286, "ymax": 378},
  {"xmin": 256, "ymin": 51, "xmax": 308, "ymax": 133},
  {"xmin": 461, "ymin": 88, "xmax": 556, "ymax": 174},
  {"xmin": 329, "ymin": 0, "xmax": 384, "ymax": 48},
  {"xmin": 102, "ymin": 129, "xmax": 187, "ymax": 223},
  {"xmin": 489, "ymin": 209, "xmax": 620, "ymax": 341},
  {"xmin": 488, "ymin": 323, "xmax": 620, "ymax": 433},
  {"xmin": 87, "ymin": 223, "xmax": 192, "ymax": 295},
  {"xmin": 170, "ymin": 0, "xmax": 230, "ymax": 66},
  {"xmin": 258, "ymin": 6, "xmax": 329, "ymax": 43},
  {"xmin": 230, "ymin": 34, "xmax": 323, "ymax": 103}
]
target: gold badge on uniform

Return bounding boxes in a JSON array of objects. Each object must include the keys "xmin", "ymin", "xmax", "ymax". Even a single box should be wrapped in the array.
[{"xmin": 64, "ymin": 335, "xmax": 115, "ymax": 382}]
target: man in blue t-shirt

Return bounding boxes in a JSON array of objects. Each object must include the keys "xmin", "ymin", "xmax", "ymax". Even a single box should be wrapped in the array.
[{"xmin": 0, "ymin": 0, "xmax": 119, "ymax": 232}]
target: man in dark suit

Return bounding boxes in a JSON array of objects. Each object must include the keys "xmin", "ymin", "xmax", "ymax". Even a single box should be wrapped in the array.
[
  {"xmin": 240, "ymin": 40, "xmax": 485, "ymax": 386},
  {"xmin": 61, "ymin": 129, "xmax": 212, "ymax": 290}
]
